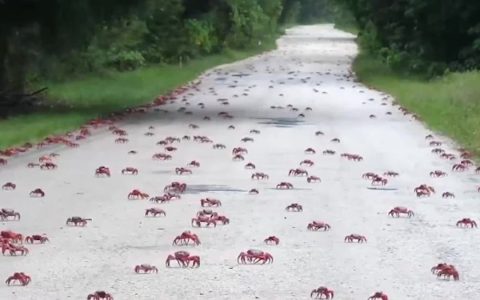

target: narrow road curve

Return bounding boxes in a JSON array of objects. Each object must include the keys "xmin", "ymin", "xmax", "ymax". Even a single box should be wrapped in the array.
[{"xmin": 1, "ymin": 24, "xmax": 479, "ymax": 300}]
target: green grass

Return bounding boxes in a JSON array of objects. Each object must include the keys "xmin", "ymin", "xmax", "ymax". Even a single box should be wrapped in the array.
[
  {"xmin": 0, "ymin": 41, "xmax": 277, "ymax": 149},
  {"xmin": 354, "ymin": 53, "xmax": 480, "ymax": 155}
]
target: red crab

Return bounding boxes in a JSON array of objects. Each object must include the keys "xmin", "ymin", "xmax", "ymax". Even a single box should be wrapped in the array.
[
  {"xmin": 145, "ymin": 208, "xmax": 166, "ymax": 217},
  {"xmin": 115, "ymin": 138, "xmax": 128, "ymax": 144},
  {"xmin": 362, "ymin": 172, "xmax": 378, "ymax": 180},
  {"xmin": 2, "ymin": 182, "xmax": 16, "ymax": 190},
  {"xmin": 188, "ymin": 161, "xmax": 200, "ymax": 167},
  {"xmin": 430, "ymin": 170, "xmax": 447, "ymax": 177},
  {"xmin": 442, "ymin": 192, "xmax": 455, "ymax": 198},
  {"xmin": 5, "ymin": 272, "xmax": 31, "ymax": 286},
  {"xmin": 128, "ymin": 189, "xmax": 149, "ymax": 200},
  {"xmin": 432, "ymin": 264, "xmax": 459, "ymax": 281},
  {"xmin": 452, "ymin": 164, "xmax": 467, "ymax": 172},
  {"xmin": 29, "ymin": 188, "xmax": 45, "ymax": 198},
  {"xmin": 40, "ymin": 162, "xmax": 57, "ymax": 170},
  {"xmin": 232, "ymin": 147, "xmax": 248, "ymax": 155},
  {"xmin": 315, "ymin": 131, "xmax": 324, "ymax": 136},
  {"xmin": 175, "ymin": 167, "xmax": 192, "ymax": 175},
  {"xmin": 241, "ymin": 137, "xmax": 254, "ymax": 142},
  {"xmin": 173, "ymin": 231, "xmax": 201, "ymax": 246},
  {"xmin": 307, "ymin": 221, "xmax": 331, "ymax": 231},
  {"xmin": 456, "ymin": 218, "xmax": 477, "ymax": 228},
  {"xmin": 66, "ymin": 217, "xmax": 91, "ymax": 226},
  {"xmin": 121, "ymin": 167, "xmax": 138, "ymax": 175},
  {"xmin": 87, "ymin": 291, "xmax": 113, "ymax": 300},
  {"xmin": 322, "ymin": 149, "xmax": 335, "ymax": 155},
  {"xmin": 289, "ymin": 168, "xmax": 308, "ymax": 176},
  {"xmin": 213, "ymin": 144, "xmax": 226, "ymax": 149},
  {"xmin": 307, "ymin": 176, "xmax": 321, "ymax": 183},
  {"xmin": 249, "ymin": 188, "xmax": 259, "ymax": 194},
  {"xmin": 311, "ymin": 287, "xmax": 334, "ymax": 299},
  {"xmin": 245, "ymin": 163, "xmax": 256, "ymax": 169},
  {"xmin": 233, "ymin": 154, "xmax": 245, "ymax": 161},
  {"xmin": 414, "ymin": 184, "xmax": 435, "ymax": 197},
  {"xmin": 368, "ymin": 292, "xmax": 388, "ymax": 300},
  {"xmin": 1, "ymin": 230, "xmax": 23, "ymax": 243},
  {"xmin": 276, "ymin": 182, "xmax": 293, "ymax": 189},
  {"xmin": 0, "ymin": 209, "xmax": 21, "ymax": 221},
  {"xmin": 95, "ymin": 166, "xmax": 111, "ymax": 177},
  {"xmin": 388, "ymin": 207, "xmax": 414, "ymax": 218},
  {"xmin": 2, "ymin": 244, "xmax": 29, "ymax": 256},
  {"xmin": 305, "ymin": 148, "xmax": 316, "ymax": 154},
  {"xmin": 264, "ymin": 236, "xmax": 280, "ymax": 245},
  {"xmin": 344, "ymin": 234, "xmax": 367, "ymax": 243},
  {"xmin": 134, "ymin": 264, "xmax": 158, "ymax": 274},
  {"xmin": 165, "ymin": 251, "xmax": 200, "ymax": 268},
  {"xmin": 300, "ymin": 159, "xmax": 314, "ymax": 167},
  {"xmin": 165, "ymin": 146, "xmax": 177, "ymax": 152},
  {"xmin": 251, "ymin": 172, "xmax": 268, "ymax": 180},
  {"xmin": 164, "ymin": 182, "xmax": 187, "ymax": 193},
  {"xmin": 331, "ymin": 138, "xmax": 340, "ymax": 143},
  {"xmin": 191, "ymin": 215, "xmax": 217, "ymax": 228},
  {"xmin": 371, "ymin": 176, "xmax": 387, "ymax": 186},
  {"xmin": 383, "ymin": 171, "xmax": 399, "ymax": 177},
  {"xmin": 0, "ymin": 158, "xmax": 7, "ymax": 166},
  {"xmin": 431, "ymin": 148, "xmax": 445, "ymax": 154},
  {"xmin": 152, "ymin": 153, "xmax": 172, "ymax": 160},
  {"xmin": 237, "ymin": 249, "xmax": 273, "ymax": 264},
  {"xmin": 286, "ymin": 203, "xmax": 303, "ymax": 212},
  {"xmin": 25, "ymin": 235, "xmax": 49, "ymax": 244},
  {"xmin": 200, "ymin": 198, "xmax": 222, "ymax": 207}
]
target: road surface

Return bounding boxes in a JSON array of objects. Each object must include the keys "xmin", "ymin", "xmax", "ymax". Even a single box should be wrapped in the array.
[{"xmin": 1, "ymin": 24, "xmax": 479, "ymax": 300}]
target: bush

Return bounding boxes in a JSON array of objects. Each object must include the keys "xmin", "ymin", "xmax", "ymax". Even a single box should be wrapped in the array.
[{"xmin": 105, "ymin": 50, "xmax": 145, "ymax": 71}]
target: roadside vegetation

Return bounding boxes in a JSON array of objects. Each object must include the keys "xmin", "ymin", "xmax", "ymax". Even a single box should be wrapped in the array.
[
  {"xmin": 0, "ymin": 0, "xmax": 333, "ymax": 149},
  {"xmin": 335, "ymin": 1, "xmax": 480, "ymax": 155}
]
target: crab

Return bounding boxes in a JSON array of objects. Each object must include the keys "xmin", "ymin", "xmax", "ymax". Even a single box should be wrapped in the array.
[
  {"xmin": 29, "ymin": 188, "xmax": 45, "ymax": 198},
  {"xmin": 66, "ymin": 217, "xmax": 91, "ymax": 226},
  {"xmin": 307, "ymin": 221, "xmax": 331, "ymax": 231},
  {"xmin": 452, "ymin": 164, "xmax": 467, "ymax": 172},
  {"xmin": 442, "ymin": 192, "xmax": 455, "ymax": 198},
  {"xmin": 5, "ymin": 272, "xmax": 31, "ymax": 286},
  {"xmin": 173, "ymin": 231, "xmax": 201, "ymax": 246},
  {"xmin": 165, "ymin": 251, "xmax": 200, "ymax": 268},
  {"xmin": 414, "ymin": 184, "xmax": 435, "ymax": 197},
  {"xmin": 241, "ymin": 137, "xmax": 254, "ymax": 142},
  {"xmin": 228, "ymin": 125, "xmax": 236, "ymax": 130},
  {"xmin": 237, "ymin": 249, "xmax": 273, "ymax": 264},
  {"xmin": 362, "ymin": 172, "xmax": 378, "ymax": 180},
  {"xmin": 289, "ymin": 168, "xmax": 308, "ymax": 176},
  {"xmin": 152, "ymin": 153, "xmax": 172, "ymax": 160},
  {"xmin": 331, "ymin": 138, "xmax": 340, "ymax": 143},
  {"xmin": 249, "ymin": 188, "xmax": 259, "ymax": 195},
  {"xmin": 276, "ymin": 182, "xmax": 293, "ymax": 189},
  {"xmin": 1, "ymin": 230, "xmax": 23, "ymax": 243},
  {"xmin": 383, "ymin": 171, "xmax": 399, "ymax": 177},
  {"xmin": 232, "ymin": 147, "xmax": 248, "ymax": 155},
  {"xmin": 2, "ymin": 244, "xmax": 29, "ymax": 256},
  {"xmin": 429, "ymin": 141, "xmax": 442, "ymax": 146},
  {"xmin": 40, "ymin": 162, "xmax": 57, "ymax": 170},
  {"xmin": 300, "ymin": 159, "xmax": 314, "ymax": 167},
  {"xmin": 430, "ymin": 170, "xmax": 447, "ymax": 177},
  {"xmin": 433, "ymin": 264, "xmax": 459, "ymax": 281},
  {"xmin": 115, "ymin": 138, "xmax": 128, "ymax": 144},
  {"xmin": 188, "ymin": 124, "xmax": 199, "ymax": 129},
  {"xmin": 461, "ymin": 159, "xmax": 473, "ymax": 167},
  {"xmin": 213, "ymin": 144, "xmax": 226, "ymax": 149},
  {"xmin": 191, "ymin": 215, "xmax": 217, "ymax": 228},
  {"xmin": 145, "ymin": 208, "xmax": 166, "ymax": 217},
  {"xmin": 425, "ymin": 134, "xmax": 434, "ymax": 140},
  {"xmin": 175, "ymin": 167, "xmax": 192, "ymax": 175},
  {"xmin": 456, "ymin": 218, "xmax": 477, "ymax": 228},
  {"xmin": 25, "ymin": 235, "xmax": 49, "ymax": 244},
  {"xmin": 440, "ymin": 153, "xmax": 456, "ymax": 160},
  {"xmin": 307, "ymin": 176, "xmax": 321, "ymax": 183},
  {"xmin": 305, "ymin": 148, "xmax": 316, "ymax": 154},
  {"xmin": 264, "ymin": 236, "xmax": 280, "ymax": 245},
  {"xmin": 0, "ymin": 209, "xmax": 21, "ymax": 221},
  {"xmin": 431, "ymin": 148, "xmax": 444, "ymax": 154},
  {"xmin": 164, "ymin": 182, "xmax": 187, "ymax": 193},
  {"xmin": 286, "ymin": 203, "xmax": 303, "ymax": 212},
  {"xmin": 371, "ymin": 176, "xmax": 387, "ymax": 186},
  {"xmin": 188, "ymin": 161, "xmax": 200, "ymax": 167},
  {"xmin": 27, "ymin": 162, "xmax": 40, "ymax": 168},
  {"xmin": 128, "ymin": 189, "xmax": 149, "ymax": 200},
  {"xmin": 251, "ymin": 172, "xmax": 269, "ymax": 180},
  {"xmin": 200, "ymin": 198, "xmax": 222, "ymax": 207},
  {"xmin": 165, "ymin": 146, "xmax": 177, "ymax": 152},
  {"xmin": 121, "ymin": 167, "xmax": 138, "ymax": 175},
  {"xmin": 2, "ymin": 182, "xmax": 16, "ymax": 190},
  {"xmin": 368, "ymin": 292, "xmax": 388, "ymax": 300},
  {"xmin": 388, "ymin": 207, "xmax": 414, "ymax": 218},
  {"xmin": 87, "ymin": 291, "xmax": 113, "ymax": 300},
  {"xmin": 245, "ymin": 163, "xmax": 256, "ymax": 170},
  {"xmin": 310, "ymin": 287, "xmax": 334, "ymax": 299},
  {"xmin": 344, "ymin": 234, "xmax": 367, "ymax": 243},
  {"xmin": 95, "ymin": 166, "xmax": 111, "ymax": 177},
  {"xmin": 134, "ymin": 264, "xmax": 158, "ymax": 274},
  {"xmin": 250, "ymin": 129, "xmax": 261, "ymax": 134},
  {"xmin": 315, "ymin": 131, "xmax": 324, "ymax": 136},
  {"xmin": 0, "ymin": 158, "xmax": 7, "ymax": 166},
  {"xmin": 322, "ymin": 149, "xmax": 335, "ymax": 155},
  {"xmin": 112, "ymin": 128, "xmax": 127, "ymax": 136},
  {"xmin": 233, "ymin": 154, "xmax": 245, "ymax": 161}
]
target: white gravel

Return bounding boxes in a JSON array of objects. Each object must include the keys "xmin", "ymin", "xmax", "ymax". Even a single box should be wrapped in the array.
[{"xmin": 1, "ymin": 24, "xmax": 480, "ymax": 300}]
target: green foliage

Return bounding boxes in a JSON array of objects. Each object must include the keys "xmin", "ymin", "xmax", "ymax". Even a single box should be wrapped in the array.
[{"xmin": 338, "ymin": 0, "xmax": 480, "ymax": 75}]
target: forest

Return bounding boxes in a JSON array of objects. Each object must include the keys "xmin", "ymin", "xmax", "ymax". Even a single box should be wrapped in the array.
[{"xmin": 0, "ymin": 0, "xmax": 334, "ymax": 110}]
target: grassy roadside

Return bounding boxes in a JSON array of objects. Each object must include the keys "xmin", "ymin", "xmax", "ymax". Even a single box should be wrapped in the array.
[
  {"xmin": 354, "ymin": 53, "xmax": 480, "ymax": 155},
  {"xmin": 0, "ymin": 41, "xmax": 278, "ymax": 150}
]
